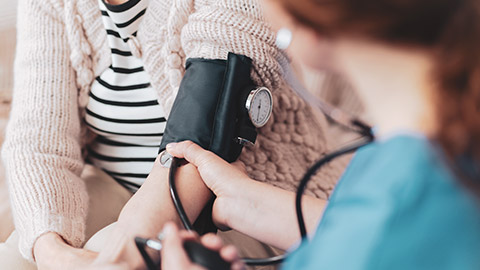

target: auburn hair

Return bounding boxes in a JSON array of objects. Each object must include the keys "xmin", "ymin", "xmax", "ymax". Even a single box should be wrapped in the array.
[{"xmin": 277, "ymin": 0, "xmax": 480, "ymax": 189}]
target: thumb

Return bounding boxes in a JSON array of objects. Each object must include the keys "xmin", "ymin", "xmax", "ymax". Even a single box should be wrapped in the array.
[
  {"xmin": 166, "ymin": 141, "xmax": 223, "ymax": 169},
  {"xmin": 161, "ymin": 223, "xmax": 192, "ymax": 270}
]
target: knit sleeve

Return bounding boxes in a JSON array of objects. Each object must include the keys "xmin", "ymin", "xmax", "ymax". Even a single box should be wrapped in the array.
[
  {"xmin": 175, "ymin": 0, "xmax": 287, "ymax": 89},
  {"xmin": 1, "ymin": 0, "xmax": 88, "ymax": 261},
  {"xmin": 137, "ymin": 0, "xmax": 173, "ymax": 116}
]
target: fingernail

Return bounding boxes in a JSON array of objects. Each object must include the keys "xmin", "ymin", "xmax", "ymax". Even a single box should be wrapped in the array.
[
  {"xmin": 163, "ymin": 223, "xmax": 175, "ymax": 235},
  {"xmin": 166, "ymin": 143, "xmax": 176, "ymax": 150},
  {"xmin": 157, "ymin": 232, "xmax": 166, "ymax": 241}
]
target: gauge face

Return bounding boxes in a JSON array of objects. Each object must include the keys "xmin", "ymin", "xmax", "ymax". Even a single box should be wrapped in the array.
[{"xmin": 246, "ymin": 87, "xmax": 273, "ymax": 128}]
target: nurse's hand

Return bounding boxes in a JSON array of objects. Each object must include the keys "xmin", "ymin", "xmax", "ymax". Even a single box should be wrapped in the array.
[
  {"xmin": 167, "ymin": 140, "xmax": 323, "ymax": 250},
  {"xmin": 166, "ymin": 141, "xmax": 251, "ymax": 230},
  {"xmin": 160, "ymin": 222, "xmax": 244, "ymax": 270}
]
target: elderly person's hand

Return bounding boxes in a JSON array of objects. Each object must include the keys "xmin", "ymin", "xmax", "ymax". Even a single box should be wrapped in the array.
[
  {"xmin": 33, "ymin": 232, "xmax": 97, "ymax": 270},
  {"xmin": 34, "ymin": 232, "xmax": 131, "ymax": 270},
  {"xmin": 160, "ymin": 222, "xmax": 244, "ymax": 270}
]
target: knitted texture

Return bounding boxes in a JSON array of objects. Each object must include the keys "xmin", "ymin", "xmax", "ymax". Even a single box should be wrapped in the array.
[
  {"xmin": 2, "ymin": 0, "xmax": 88, "ymax": 260},
  {"xmin": 2, "ymin": 0, "xmax": 353, "ymax": 261}
]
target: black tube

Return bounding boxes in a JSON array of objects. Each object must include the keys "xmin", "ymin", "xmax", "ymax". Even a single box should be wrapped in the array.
[
  {"xmin": 243, "ymin": 254, "xmax": 286, "ymax": 266},
  {"xmin": 296, "ymin": 121, "xmax": 373, "ymax": 239},
  {"xmin": 135, "ymin": 236, "xmax": 159, "ymax": 270},
  {"xmin": 295, "ymin": 138, "xmax": 373, "ymax": 239},
  {"xmin": 169, "ymin": 157, "xmax": 194, "ymax": 231}
]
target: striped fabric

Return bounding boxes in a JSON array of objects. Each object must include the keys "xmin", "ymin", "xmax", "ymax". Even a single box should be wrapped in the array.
[{"xmin": 86, "ymin": 0, "xmax": 166, "ymax": 191}]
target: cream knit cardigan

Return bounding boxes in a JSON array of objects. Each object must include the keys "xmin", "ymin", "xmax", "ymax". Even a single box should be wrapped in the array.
[{"xmin": 2, "ymin": 0, "xmax": 347, "ymax": 260}]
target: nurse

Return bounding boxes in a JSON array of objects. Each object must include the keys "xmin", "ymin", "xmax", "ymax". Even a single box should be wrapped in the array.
[{"xmin": 160, "ymin": 0, "xmax": 480, "ymax": 269}]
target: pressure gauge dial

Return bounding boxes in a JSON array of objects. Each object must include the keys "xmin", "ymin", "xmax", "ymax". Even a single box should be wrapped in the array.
[{"xmin": 245, "ymin": 87, "xmax": 273, "ymax": 128}]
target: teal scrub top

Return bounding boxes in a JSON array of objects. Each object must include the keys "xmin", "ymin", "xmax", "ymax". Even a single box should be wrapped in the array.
[{"xmin": 283, "ymin": 135, "xmax": 480, "ymax": 270}]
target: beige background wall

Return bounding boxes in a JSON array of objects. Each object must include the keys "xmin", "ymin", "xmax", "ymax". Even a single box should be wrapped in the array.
[
  {"xmin": 0, "ymin": 0, "xmax": 17, "ymax": 242},
  {"xmin": 0, "ymin": 0, "xmax": 16, "ymax": 102}
]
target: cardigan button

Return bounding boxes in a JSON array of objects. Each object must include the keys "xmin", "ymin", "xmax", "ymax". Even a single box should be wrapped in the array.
[{"xmin": 127, "ymin": 36, "xmax": 142, "ymax": 58}]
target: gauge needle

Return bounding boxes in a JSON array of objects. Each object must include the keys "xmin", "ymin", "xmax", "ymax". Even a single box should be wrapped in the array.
[{"xmin": 257, "ymin": 103, "xmax": 261, "ymax": 122}]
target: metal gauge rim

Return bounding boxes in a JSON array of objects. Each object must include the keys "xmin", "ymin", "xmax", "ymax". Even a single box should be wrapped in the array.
[{"xmin": 245, "ymin": 87, "xmax": 273, "ymax": 128}]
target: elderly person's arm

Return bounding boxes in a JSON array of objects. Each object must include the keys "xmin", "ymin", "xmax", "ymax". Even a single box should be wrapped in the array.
[
  {"xmin": 2, "ymin": 0, "xmax": 91, "ymax": 267},
  {"xmin": 93, "ymin": 162, "xmax": 213, "ymax": 268}
]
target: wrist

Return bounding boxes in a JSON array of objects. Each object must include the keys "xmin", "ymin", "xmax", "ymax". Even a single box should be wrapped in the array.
[
  {"xmin": 212, "ymin": 196, "xmax": 232, "ymax": 230},
  {"xmin": 212, "ymin": 176, "xmax": 252, "ymax": 230}
]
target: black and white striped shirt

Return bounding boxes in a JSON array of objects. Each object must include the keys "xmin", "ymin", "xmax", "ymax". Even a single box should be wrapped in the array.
[{"xmin": 86, "ymin": 0, "xmax": 166, "ymax": 192}]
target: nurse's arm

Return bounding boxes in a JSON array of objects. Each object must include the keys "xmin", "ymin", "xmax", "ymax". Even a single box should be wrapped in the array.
[
  {"xmin": 220, "ymin": 176, "xmax": 326, "ymax": 250},
  {"xmin": 167, "ymin": 141, "xmax": 327, "ymax": 250}
]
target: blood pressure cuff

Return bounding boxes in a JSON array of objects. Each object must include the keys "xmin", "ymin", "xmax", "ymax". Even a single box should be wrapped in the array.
[
  {"xmin": 159, "ymin": 52, "xmax": 257, "ymax": 162},
  {"xmin": 158, "ymin": 53, "xmax": 258, "ymax": 234}
]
